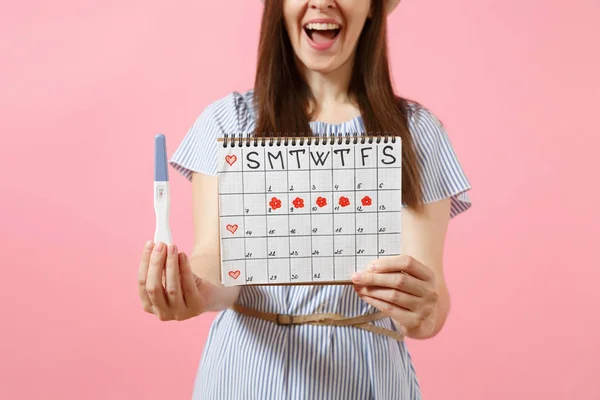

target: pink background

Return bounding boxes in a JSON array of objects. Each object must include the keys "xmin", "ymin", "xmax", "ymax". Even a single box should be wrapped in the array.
[{"xmin": 2, "ymin": 0, "xmax": 599, "ymax": 399}]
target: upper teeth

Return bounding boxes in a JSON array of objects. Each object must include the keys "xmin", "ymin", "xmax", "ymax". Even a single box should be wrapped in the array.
[{"xmin": 305, "ymin": 23, "xmax": 340, "ymax": 30}]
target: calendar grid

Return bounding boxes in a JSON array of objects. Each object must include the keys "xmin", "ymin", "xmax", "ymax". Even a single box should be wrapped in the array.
[
  {"xmin": 331, "ymin": 145, "xmax": 335, "ymax": 280},
  {"xmin": 376, "ymin": 145, "xmax": 379, "ymax": 260},
  {"xmin": 263, "ymin": 149, "xmax": 270, "ymax": 281},
  {"xmin": 241, "ymin": 148, "xmax": 247, "ymax": 281},
  {"xmin": 218, "ymin": 139, "xmax": 403, "ymax": 286},
  {"xmin": 225, "ymin": 255, "xmax": 403, "ymax": 262},
  {"xmin": 220, "ymin": 211, "xmax": 398, "ymax": 217},
  {"xmin": 308, "ymin": 146, "xmax": 314, "ymax": 281},
  {"xmin": 222, "ymin": 232, "xmax": 401, "ymax": 239},
  {"xmin": 219, "ymin": 167, "xmax": 393, "ymax": 173},
  {"xmin": 286, "ymin": 149, "xmax": 291, "ymax": 281},
  {"xmin": 353, "ymin": 143, "xmax": 357, "ymax": 272},
  {"xmin": 215, "ymin": 185, "xmax": 401, "ymax": 196}
]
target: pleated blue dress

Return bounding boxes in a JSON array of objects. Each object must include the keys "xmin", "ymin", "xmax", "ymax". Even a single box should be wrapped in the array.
[{"xmin": 169, "ymin": 90, "xmax": 472, "ymax": 400}]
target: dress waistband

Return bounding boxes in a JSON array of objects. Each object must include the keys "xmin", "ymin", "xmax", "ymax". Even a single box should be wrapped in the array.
[{"xmin": 230, "ymin": 303, "xmax": 404, "ymax": 342}]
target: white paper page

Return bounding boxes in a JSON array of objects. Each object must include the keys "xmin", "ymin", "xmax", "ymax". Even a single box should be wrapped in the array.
[{"xmin": 218, "ymin": 138, "xmax": 402, "ymax": 286}]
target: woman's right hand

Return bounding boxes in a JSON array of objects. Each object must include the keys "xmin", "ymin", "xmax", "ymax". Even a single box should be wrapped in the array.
[{"xmin": 138, "ymin": 240, "xmax": 219, "ymax": 321}]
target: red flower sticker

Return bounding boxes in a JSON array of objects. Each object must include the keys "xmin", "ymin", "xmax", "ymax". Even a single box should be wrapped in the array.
[
  {"xmin": 338, "ymin": 196, "xmax": 350, "ymax": 207},
  {"xmin": 269, "ymin": 197, "xmax": 282, "ymax": 210},
  {"xmin": 292, "ymin": 197, "xmax": 304, "ymax": 208},
  {"xmin": 361, "ymin": 196, "xmax": 372, "ymax": 206},
  {"xmin": 316, "ymin": 196, "xmax": 327, "ymax": 208}
]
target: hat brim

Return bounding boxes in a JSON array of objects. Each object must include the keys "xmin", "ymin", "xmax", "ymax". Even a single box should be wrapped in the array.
[{"xmin": 259, "ymin": 0, "xmax": 402, "ymax": 15}]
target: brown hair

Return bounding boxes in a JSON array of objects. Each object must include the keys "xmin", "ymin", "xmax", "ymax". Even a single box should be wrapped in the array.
[{"xmin": 253, "ymin": 0, "xmax": 423, "ymax": 210}]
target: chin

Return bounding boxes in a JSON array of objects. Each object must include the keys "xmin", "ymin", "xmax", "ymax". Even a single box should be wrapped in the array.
[{"xmin": 297, "ymin": 55, "xmax": 342, "ymax": 74}]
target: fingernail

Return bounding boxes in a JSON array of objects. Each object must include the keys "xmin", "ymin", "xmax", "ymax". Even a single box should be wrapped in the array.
[
  {"xmin": 145, "ymin": 240, "xmax": 154, "ymax": 250},
  {"xmin": 154, "ymin": 242, "xmax": 163, "ymax": 252},
  {"xmin": 351, "ymin": 272, "xmax": 362, "ymax": 282},
  {"xmin": 168, "ymin": 244, "xmax": 176, "ymax": 255}
]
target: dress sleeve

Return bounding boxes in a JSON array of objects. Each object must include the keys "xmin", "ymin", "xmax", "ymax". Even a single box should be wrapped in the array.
[
  {"xmin": 169, "ymin": 92, "xmax": 248, "ymax": 179},
  {"xmin": 408, "ymin": 105, "xmax": 473, "ymax": 219}
]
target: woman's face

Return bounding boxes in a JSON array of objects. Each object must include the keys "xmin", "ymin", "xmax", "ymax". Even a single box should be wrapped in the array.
[{"xmin": 283, "ymin": 0, "xmax": 372, "ymax": 74}]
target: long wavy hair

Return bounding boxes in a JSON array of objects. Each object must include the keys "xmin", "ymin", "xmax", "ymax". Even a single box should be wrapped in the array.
[{"xmin": 253, "ymin": 0, "xmax": 423, "ymax": 210}]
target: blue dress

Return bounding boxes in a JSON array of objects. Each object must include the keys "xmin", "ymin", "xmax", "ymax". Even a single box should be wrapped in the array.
[{"xmin": 169, "ymin": 90, "xmax": 472, "ymax": 399}]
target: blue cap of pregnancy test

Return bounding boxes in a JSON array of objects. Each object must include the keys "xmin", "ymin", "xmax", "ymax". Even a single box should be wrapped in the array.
[{"xmin": 154, "ymin": 134, "xmax": 169, "ymax": 182}]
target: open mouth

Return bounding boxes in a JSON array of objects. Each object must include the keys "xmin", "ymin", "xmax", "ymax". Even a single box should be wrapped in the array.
[{"xmin": 303, "ymin": 22, "xmax": 342, "ymax": 44}]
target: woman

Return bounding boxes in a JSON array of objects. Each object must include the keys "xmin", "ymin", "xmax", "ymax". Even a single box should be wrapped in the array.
[{"xmin": 138, "ymin": 0, "xmax": 472, "ymax": 398}]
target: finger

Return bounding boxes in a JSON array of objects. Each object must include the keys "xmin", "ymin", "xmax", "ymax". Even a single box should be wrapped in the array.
[
  {"xmin": 146, "ymin": 241, "xmax": 169, "ymax": 310},
  {"xmin": 354, "ymin": 286, "xmax": 420, "ymax": 311},
  {"xmin": 351, "ymin": 270, "xmax": 425, "ymax": 297},
  {"xmin": 358, "ymin": 293, "xmax": 420, "ymax": 331},
  {"xmin": 138, "ymin": 240, "xmax": 154, "ymax": 312},
  {"xmin": 367, "ymin": 255, "xmax": 432, "ymax": 281},
  {"xmin": 179, "ymin": 252, "xmax": 202, "ymax": 309},
  {"xmin": 165, "ymin": 244, "xmax": 185, "ymax": 308}
]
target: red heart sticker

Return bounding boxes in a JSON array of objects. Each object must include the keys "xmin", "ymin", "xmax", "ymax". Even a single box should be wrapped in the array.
[
  {"xmin": 226, "ymin": 224, "xmax": 238, "ymax": 234},
  {"xmin": 228, "ymin": 270, "xmax": 241, "ymax": 279},
  {"xmin": 225, "ymin": 155, "xmax": 237, "ymax": 166}
]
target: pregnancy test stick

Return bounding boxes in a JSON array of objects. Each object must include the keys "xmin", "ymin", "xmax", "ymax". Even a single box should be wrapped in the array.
[{"xmin": 154, "ymin": 134, "xmax": 172, "ymax": 245}]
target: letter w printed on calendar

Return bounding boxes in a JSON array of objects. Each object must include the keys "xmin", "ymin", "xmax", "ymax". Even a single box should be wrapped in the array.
[{"xmin": 216, "ymin": 135, "xmax": 402, "ymax": 286}]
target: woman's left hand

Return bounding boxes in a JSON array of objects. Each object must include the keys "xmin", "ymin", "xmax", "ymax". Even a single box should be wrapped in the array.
[{"xmin": 351, "ymin": 255, "xmax": 439, "ymax": 338}]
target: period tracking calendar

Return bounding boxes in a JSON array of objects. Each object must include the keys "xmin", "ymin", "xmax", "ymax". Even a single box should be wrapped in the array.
[{"xmin": 217, "ymin": 135, "xmax": 402, "ymax": 286}]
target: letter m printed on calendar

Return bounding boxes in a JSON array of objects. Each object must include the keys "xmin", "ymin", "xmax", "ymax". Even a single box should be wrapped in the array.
[{"xmin": 216, "ymin": 136, "xmax": 402, "ymax": 286}]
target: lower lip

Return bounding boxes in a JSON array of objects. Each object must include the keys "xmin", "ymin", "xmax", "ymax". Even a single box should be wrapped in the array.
[{"xmin": 304, "ymin": 28, "xmax": 340, "ymax": 51}]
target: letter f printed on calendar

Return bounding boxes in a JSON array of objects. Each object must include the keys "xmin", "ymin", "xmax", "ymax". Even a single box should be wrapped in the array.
[{"xmin": 217, "ymin": 135, "xmax": 402, "ymax": 286}]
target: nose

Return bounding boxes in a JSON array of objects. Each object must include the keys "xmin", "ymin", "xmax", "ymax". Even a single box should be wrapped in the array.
[{"xmin": 308, "ymin": 0, "xmax": 336, "ymax": 11}]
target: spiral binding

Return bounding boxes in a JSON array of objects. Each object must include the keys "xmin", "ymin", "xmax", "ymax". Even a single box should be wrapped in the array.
[{"xmin": 222, "ymin": 133, "xmax": 397, "ymax": 147}]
